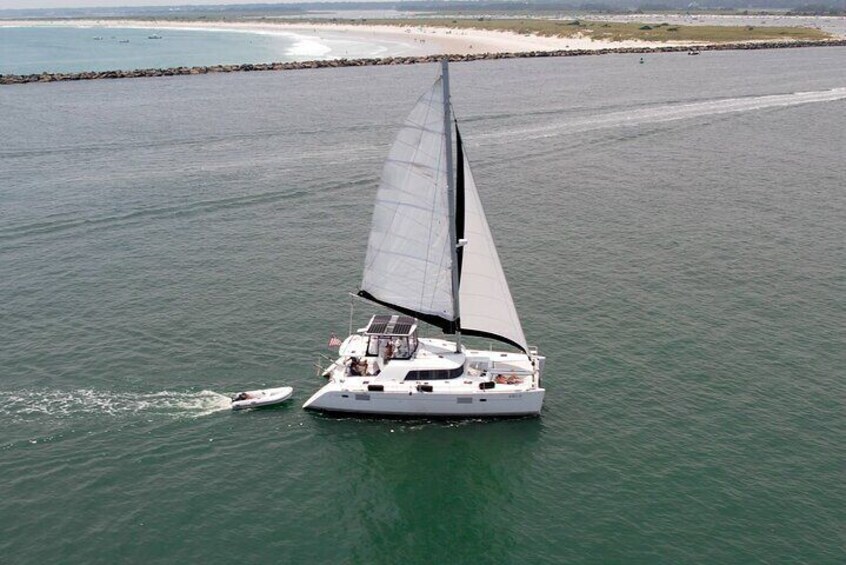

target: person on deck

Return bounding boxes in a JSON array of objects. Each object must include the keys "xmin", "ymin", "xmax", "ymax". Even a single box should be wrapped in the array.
[
  {"xmin": 348, "ymin": 357, "xmax": 363, "ymax": 376},
  {"xmin": 394, "ymin": 338, "xmax": 406, "ymax": 359}
]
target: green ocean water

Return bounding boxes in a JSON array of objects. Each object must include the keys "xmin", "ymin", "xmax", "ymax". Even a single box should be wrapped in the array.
[
  {"xmin": 0, "ymin": 25, "xmax": 305, "ymax": 75},
  {"xmin": 0, "ymin": 25, "xmax": 426, "ymax": 75},
  {"xmin": 1, "ymin": 49, "xmax": 844, "ymax": 563}
]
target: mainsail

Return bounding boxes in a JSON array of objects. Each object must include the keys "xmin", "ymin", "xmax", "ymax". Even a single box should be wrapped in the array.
[
  {"xmin": 359, "ymin": 62, "xmax": 528, "ymax": 353},
  {"xmin": 359, "ymin": 76, "xmax": 456, "ymax": 328}
]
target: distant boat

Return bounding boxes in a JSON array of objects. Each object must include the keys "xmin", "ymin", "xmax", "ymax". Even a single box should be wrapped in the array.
[
  {"xmin": 93, "ymin": 36, "xmax": 104, "ymax": 41},
  {"xmin": 303, "ymin": 60, "xmax": 546, "ymax": 417},
  {"xmin": 147, "ymin": 34, "xmax": 162, "ymax": 40},
  {"xmin": 688, "ymin": 50, "xmax": 701, "ymax": 55},
  {"xmin": 119, "ymin": 39, "xmax": 130, "ymax": 44}
]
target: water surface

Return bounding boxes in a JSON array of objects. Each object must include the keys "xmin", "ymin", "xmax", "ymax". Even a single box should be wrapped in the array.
[
  {"xmin": 0, "ymin": 24, "xmax": 426, "ymax": 75},
  {"xmin": 1, "ymin": 48, "xmax": 844, "ymax": 563}
]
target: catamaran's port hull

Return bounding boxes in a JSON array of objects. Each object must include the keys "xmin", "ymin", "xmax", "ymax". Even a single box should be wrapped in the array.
[{"xmin": 303, "ymin": 388, "xmax": 545, "ymax": 417}]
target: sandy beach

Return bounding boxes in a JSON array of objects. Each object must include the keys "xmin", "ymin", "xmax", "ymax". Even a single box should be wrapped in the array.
[
  {"xmin": 4, "ymin": 17, "xmax": 842, "ymax": 84},
  {"xmin": 0, "ymin": 18, "xmax": 673, "ymax": 56}
]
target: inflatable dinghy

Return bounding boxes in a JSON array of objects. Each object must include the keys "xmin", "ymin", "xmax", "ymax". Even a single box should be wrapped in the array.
[{"xmin": 231, "ymin": 386, "xmax": 293, "ymax": 411}]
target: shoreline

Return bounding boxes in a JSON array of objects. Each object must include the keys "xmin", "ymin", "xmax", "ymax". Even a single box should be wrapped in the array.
[
  {"xmin": 0, "ymin": 18, "xmax": 752, "ymax": 55},
  {"xmin": 2, "ymin": 18, "xmax": 844, "ymax": 85},
  {"xmin": 3, "ymin": 40, "xmax": 845, "ymax": 86}
]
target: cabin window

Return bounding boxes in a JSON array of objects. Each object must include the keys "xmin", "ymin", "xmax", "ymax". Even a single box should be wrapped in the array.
[{"xmin": 403, "ymin": 366, "xmax": 464, "ymax": 381}]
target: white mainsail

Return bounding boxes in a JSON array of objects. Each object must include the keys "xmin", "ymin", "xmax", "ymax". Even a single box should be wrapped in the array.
[
  {"xmin": 359, "ymin": 77, "xmax": 456, "ymax": 324},
  {"xmin": 360, "ymin": 63, "xmax": 527, "ymax": 352},
  {"xmin": 456, "ymin": 139, "xmax": 529, "ymax": 353}
]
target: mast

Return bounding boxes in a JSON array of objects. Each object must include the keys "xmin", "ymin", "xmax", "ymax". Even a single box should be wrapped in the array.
[{"xmin": 441, "ymin": 59, "xmax": 462, "ymax": 353}]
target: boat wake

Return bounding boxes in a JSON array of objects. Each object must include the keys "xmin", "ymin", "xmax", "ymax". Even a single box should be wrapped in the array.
[
  {"xmin": 2, "ymin": 389, "xmax": 232, "ymax": 421},
  {"xmin": 472, "ymin": 87, "xmax": 846, "ymax": 144}
]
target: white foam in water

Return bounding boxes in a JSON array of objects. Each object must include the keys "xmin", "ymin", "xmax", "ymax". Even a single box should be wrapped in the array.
[
  {"xmin": 3, "ymin": 389, "xmax": 232, "ymax": 420},
  {"xmin": 474, "ymin": 87, "xmax": 846, "ymax": 144},
  {"xmin": 286, "ymin": 34, "xmax": 333, "ymax": 58}
]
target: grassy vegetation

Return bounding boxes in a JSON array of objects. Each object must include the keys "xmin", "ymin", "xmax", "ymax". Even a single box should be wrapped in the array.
[{"xmin": 343, "ymin": 18, "xmax": 832, "ymax": 43}]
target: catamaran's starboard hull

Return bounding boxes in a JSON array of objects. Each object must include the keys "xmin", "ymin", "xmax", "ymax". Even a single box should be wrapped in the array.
[{"xmin": 303, "ymin": 387, "xmax": 545, "ymax": 417}]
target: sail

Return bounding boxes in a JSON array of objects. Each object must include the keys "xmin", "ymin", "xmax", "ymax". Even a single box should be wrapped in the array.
[
  {"xmin": 456, "ymin": 133, "xmax": 529, "ymax": 353},
  {"xmin": 359, "ymin": 77, "xmax": 457, "ymax": 330}
]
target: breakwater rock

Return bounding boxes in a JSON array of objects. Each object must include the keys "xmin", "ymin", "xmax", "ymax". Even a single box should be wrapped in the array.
[{"xmin": 2, "ymin": 39, "xmax": 845, "ymax": 85}]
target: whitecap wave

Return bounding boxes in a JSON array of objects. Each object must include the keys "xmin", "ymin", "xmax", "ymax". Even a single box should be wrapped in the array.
[{"xmin": 285, "ymin": 34, "xmax": 333, "ymax": 58}]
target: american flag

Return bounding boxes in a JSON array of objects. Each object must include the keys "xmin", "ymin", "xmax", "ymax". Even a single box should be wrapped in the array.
[{"xmin": 328, "ymin": 333, "xmax": 342, "ymax": 348}]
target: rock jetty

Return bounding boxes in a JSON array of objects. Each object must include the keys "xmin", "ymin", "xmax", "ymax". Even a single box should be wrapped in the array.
[{"xmin": 2, "ymin": 40, "xmax": 845, "ymax": 86}]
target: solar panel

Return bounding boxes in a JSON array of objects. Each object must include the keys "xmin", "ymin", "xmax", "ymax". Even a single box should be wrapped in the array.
[
  {"xmin": 386, "ymin": 316, "xmax": 415, "ymax": 335},
  {"xmin": 369, "ymin": 323, "xmax": 386, "ymax": 334},
  {"xmin": 392, "ymin": 322, "xmax": 413, "ymax": 335},
  {"xmin": 367, "ymin": 315, "xmax": 391, "ymax": 334},
  {"xmin": 365, "ymin": 315, "xmax": 416, "ymax": 336}
]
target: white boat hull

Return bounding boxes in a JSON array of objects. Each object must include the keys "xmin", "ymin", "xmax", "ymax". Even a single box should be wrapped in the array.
[
  {"xmin": 231, "ymin": 386, "xmax": 293, "ymax": 411},
  {"xmin": 303, "ymin": 385, "xmax": 544, "ymax": 417},
  {"xmin": 305, "ymin": 335, "xmax": 545, "ymax": 417}
]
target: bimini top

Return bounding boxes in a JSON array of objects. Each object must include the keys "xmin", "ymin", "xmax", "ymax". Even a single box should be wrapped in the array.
[{"xmin": 364, "ymin": 315, "xmax": 417, "ymax": 337}]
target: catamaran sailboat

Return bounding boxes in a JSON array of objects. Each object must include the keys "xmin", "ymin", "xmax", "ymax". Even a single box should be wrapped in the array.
[{"xmin": 303, "ymin": 61, "xmax": 545, "ymax": 417}]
